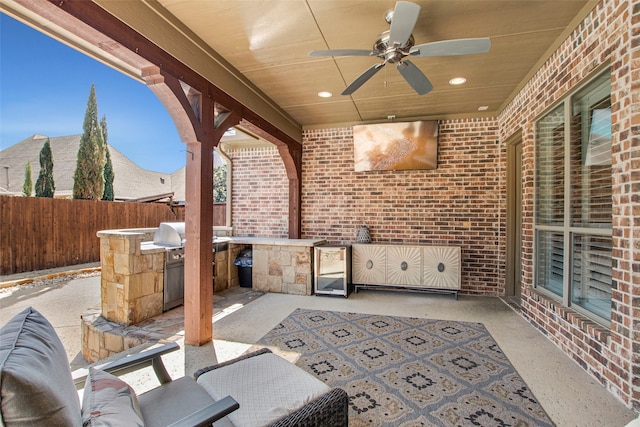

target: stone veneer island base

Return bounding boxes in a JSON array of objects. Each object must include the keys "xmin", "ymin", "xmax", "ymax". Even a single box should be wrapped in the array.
[
  {"xmin": 81, "ymin": 229, "xmax": 325, "ymax": 362},
  {"xmin": 231, "ymin": 237, "xmax": 326, "ymax": 296}
]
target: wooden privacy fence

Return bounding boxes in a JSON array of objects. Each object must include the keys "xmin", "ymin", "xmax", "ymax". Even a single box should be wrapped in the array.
[
  {"xmin": 0, "ymin": 196, "xmax": 181, "ymax": 275},
  {"xmin": 0, "ymin": 196, "xmax": 227, "ymax": 275}
]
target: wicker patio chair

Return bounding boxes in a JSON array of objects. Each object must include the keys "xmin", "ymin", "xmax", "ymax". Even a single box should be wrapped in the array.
[{"xmin": 194, "ymin": 348, "xmax": 349, "ymax": 427}]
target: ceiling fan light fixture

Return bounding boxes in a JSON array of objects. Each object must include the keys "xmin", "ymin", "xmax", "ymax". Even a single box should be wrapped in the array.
[
  {"xmin": 449, "ymin": 77, "xmax": 467, "ymax": 86},
  {"xmin": 384, "ymin": 9, "xmax": 394, "ymax": 24},
  {"xmin": 317, "ymin": 91, "xmax": 333, "ymax": 98}
]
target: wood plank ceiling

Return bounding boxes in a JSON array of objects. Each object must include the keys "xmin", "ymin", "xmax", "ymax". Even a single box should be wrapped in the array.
[{"xmin": 151, "ymin": 0, "xmax": 595, "ymax": 127}]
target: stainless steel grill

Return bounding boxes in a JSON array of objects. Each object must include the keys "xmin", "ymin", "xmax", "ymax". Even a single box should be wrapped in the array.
[
  {"xmin": 153, "ymin": 222, "xmax": 218, "ymax": 311},
  {"xmin": 153, "ymin": 222, "xmax": 186, "ymax": 311},
  {"xmin": 154, "ymin": 222, "xmax": 186, "ymax": 247}
]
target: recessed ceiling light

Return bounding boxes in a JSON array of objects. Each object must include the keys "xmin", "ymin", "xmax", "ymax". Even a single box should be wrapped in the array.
[
  {"xmin": 478, "ymin": 106, "xmax": 489, "ymax": 111},
  {"xmin": 449, "ymin": 77, "xmax": 467, "ymax": 86},
  {"xmin": 318, "ymin": 91, "xmax": 333, "ymax": 98}
]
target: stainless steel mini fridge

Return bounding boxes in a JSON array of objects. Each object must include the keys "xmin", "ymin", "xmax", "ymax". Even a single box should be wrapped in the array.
[{"xmin": 314, "ymin": 245, "xmax": 352, "ymax": 297}]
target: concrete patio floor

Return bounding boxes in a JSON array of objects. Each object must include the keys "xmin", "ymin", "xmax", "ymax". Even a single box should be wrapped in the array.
[{"xmin": 1, "ymin": 269, "xmax": 637, "ymax": 427}]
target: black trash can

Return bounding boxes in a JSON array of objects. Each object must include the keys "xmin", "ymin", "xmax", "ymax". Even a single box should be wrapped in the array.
[{"xmin": 234, "ymin": 248, "xmax": 253, "ymax": 288}]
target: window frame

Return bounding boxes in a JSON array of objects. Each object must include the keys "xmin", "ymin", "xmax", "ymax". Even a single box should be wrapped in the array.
[{"xmin": 533, "ymin": 68, "xmax": 612, "ymax": 326}]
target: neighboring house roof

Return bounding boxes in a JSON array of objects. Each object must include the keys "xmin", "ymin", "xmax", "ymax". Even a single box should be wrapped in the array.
[
  {"xmin": 169, "ymin": 166, "xmax": 185, "ymax": 203},
  {"xmin": 0, "ymin": 134, "xmax": 186, "ymax": 201}
]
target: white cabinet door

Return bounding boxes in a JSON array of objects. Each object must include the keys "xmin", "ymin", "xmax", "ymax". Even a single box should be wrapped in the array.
[
  {"xmin": 352, "ymin": 244, "xmax": 386, "ymax": 285},
  {"xmin": 386, "ymin": 245, "xmax": 422, "ymax": 286},
  {"xmin": 423, "ymin": 246, "xmax": 461, "ymax": 290}
]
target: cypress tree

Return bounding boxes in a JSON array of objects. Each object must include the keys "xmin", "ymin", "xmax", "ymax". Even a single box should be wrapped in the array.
[
  {"xmin": 35, "ymin": 138, "xmax": 55, "ymax": 198},
  {"xmin": 73, "ymin": 84, "xmax": 105, "ymax": 199},
  {"xmin": 101, "ymin": 115, "xmax": 115, "ymax": 201},
  {"xmin": 22, "ymin": 161, "xmax": 33, "ymax": 197},
  {"xmin": 214, "ymin": 164, "xmax": 227, "ymax": 203}
]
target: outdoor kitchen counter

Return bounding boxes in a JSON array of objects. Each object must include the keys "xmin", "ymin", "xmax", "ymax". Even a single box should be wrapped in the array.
[
  {"xmin": 98, "ymin": 229, "xmax": 325, "ymax": 302},
  {"xmin": 229, "ymin": 237, "xmax": 326, "ymax": 295},
  {"xmin": 138, "ymin": 236, "xmax": 326, "ymax": 297}
]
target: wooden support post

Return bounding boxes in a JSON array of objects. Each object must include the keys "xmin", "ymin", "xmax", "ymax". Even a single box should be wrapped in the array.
[
  {"xmin": 183, "ymin": 99, "xmax": 241, "ymax": 346},
  {"xmin": 184, "ymin": 138, "xmax": 215, "ymax": 345}
]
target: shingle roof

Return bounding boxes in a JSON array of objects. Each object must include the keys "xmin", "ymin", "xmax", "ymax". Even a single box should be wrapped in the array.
[{"xmin": 0, "ymin": 134, "xmax": 185, "ymax": 201}]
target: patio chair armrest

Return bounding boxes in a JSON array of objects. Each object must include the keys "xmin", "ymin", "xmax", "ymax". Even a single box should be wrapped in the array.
[
  {"xmin": 73, "ymin": 342, "xmax": 180, "ymax": 389},
  {"xmin": 193, "ymin": 347, "xmax": 272, "ymax": 379},
  {"xmin": 166, "ymin": 395, "xmax": 239, "ymax": 427},
  {"xmin": 270, "ymin": 387, "xmax": 348, "ymax": 427}
]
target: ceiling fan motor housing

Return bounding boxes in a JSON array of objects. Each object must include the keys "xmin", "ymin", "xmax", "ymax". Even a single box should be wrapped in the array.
[{"xmin": 374, "ymin": 30, "xmax": 414, "ymax": 63}]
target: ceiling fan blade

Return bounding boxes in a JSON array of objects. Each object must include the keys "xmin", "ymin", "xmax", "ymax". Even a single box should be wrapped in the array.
[
  {"xmin": 389, "ymin": 1, "xmax": 421, "ymax": 47},
  {"xmin": 309, "ymin": 49, "xmax": 374, "ymax": 57},
  {"xmin": 396, "ymin": 60, "xmax": 433, "ymax": 95},
  {"xmin": 410, "ymin": 38, "xmax": 491, "ymax": 57},
  {"xmin": 342, "ymin": 63, "xmax": 386, "ymax": 95}
]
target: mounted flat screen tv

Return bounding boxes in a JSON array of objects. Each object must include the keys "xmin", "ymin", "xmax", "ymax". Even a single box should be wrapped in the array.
[{"xmin": 353, "ymin": 120, "xmax": 438, "ymax": 172}]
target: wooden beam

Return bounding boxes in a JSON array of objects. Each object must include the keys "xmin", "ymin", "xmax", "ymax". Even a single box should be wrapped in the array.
[{"xmin": 44, "ymin": 0, "xmax": 301, "ymax": 149}]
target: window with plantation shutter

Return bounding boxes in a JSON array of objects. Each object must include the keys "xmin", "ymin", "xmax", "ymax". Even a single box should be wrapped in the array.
[
  {"xmin": 534, "ymin": 70, "xmax": 612, "ymax": 324},
  {"xmin": 535, "ymin": 105, "xmax": 565, "ymax": 297},
  {"xmin": 535, "ymin": 105, "xmax": 565, "ymax": 227}
]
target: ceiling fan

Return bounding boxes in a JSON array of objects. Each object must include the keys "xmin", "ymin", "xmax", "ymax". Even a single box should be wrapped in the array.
[{"xmin": 309, "ymin": 1, "xmax": 491, "ymax": 96}]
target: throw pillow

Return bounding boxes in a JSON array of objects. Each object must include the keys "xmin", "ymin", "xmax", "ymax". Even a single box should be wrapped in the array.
[
  {"xmin": 81, "ymin": 368, "xmax": 144, "ymax": 427},
  {"xmin": 0, "ymin": 307, "xmax": 82, "ymax": 426}
]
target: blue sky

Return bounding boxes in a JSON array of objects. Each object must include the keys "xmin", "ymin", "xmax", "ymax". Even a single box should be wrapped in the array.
[{"xmin": 0, "ymin": 14, "xmax": 185, "ymax": 174}]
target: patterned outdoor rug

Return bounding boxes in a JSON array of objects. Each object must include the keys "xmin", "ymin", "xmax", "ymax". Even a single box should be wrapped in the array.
[{"xmin": 252, "ymin": 308, "xmax": 554, "ymax": 427}]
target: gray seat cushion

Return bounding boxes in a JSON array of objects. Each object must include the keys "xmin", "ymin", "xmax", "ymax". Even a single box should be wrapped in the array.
[
  {"xmin": 138, "ymin": 376, "xmax": 232, "ymax": 427},
  {"xmin": 0, "ymin": 307, "xmax": 82, "ymax": 426},
  {"xmin": 197, "ymin": 352, "xmax": 331, "ymax": 427}
]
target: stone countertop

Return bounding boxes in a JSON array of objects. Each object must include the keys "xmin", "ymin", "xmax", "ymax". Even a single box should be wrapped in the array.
[
  {"xmin": 97, "ymin": 228, "xmax": 157, "ymax": 238},
  {"xmin": 138, "ymin": 237, "xmax": 326, "ymax": 254},
  {"xmin": 139, "ymin": 241, "xmax": 172, "ymax": 254},
  {"xmin": 228, "ymin": 237, "xmax": 326, "ymax": 247},
  {"xmin": 99, "ymin": 228, "xmax": 325, "ymax": 248}
]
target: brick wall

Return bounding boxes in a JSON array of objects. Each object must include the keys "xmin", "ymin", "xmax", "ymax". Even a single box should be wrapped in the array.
[
  {"xmin": 231, "ymin": 120, "xmax": 504, "ymax": 296},
  {"xmin": 229, "ymin": 146, "xmax": 289, "ymax": 237},
  {"xmin": 301, "ymin": 119, "xmax": 504, "ymax": 296},
  {"xmin": 498, "ymin": 0, "xmax": 638, "ymax": 409}
]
